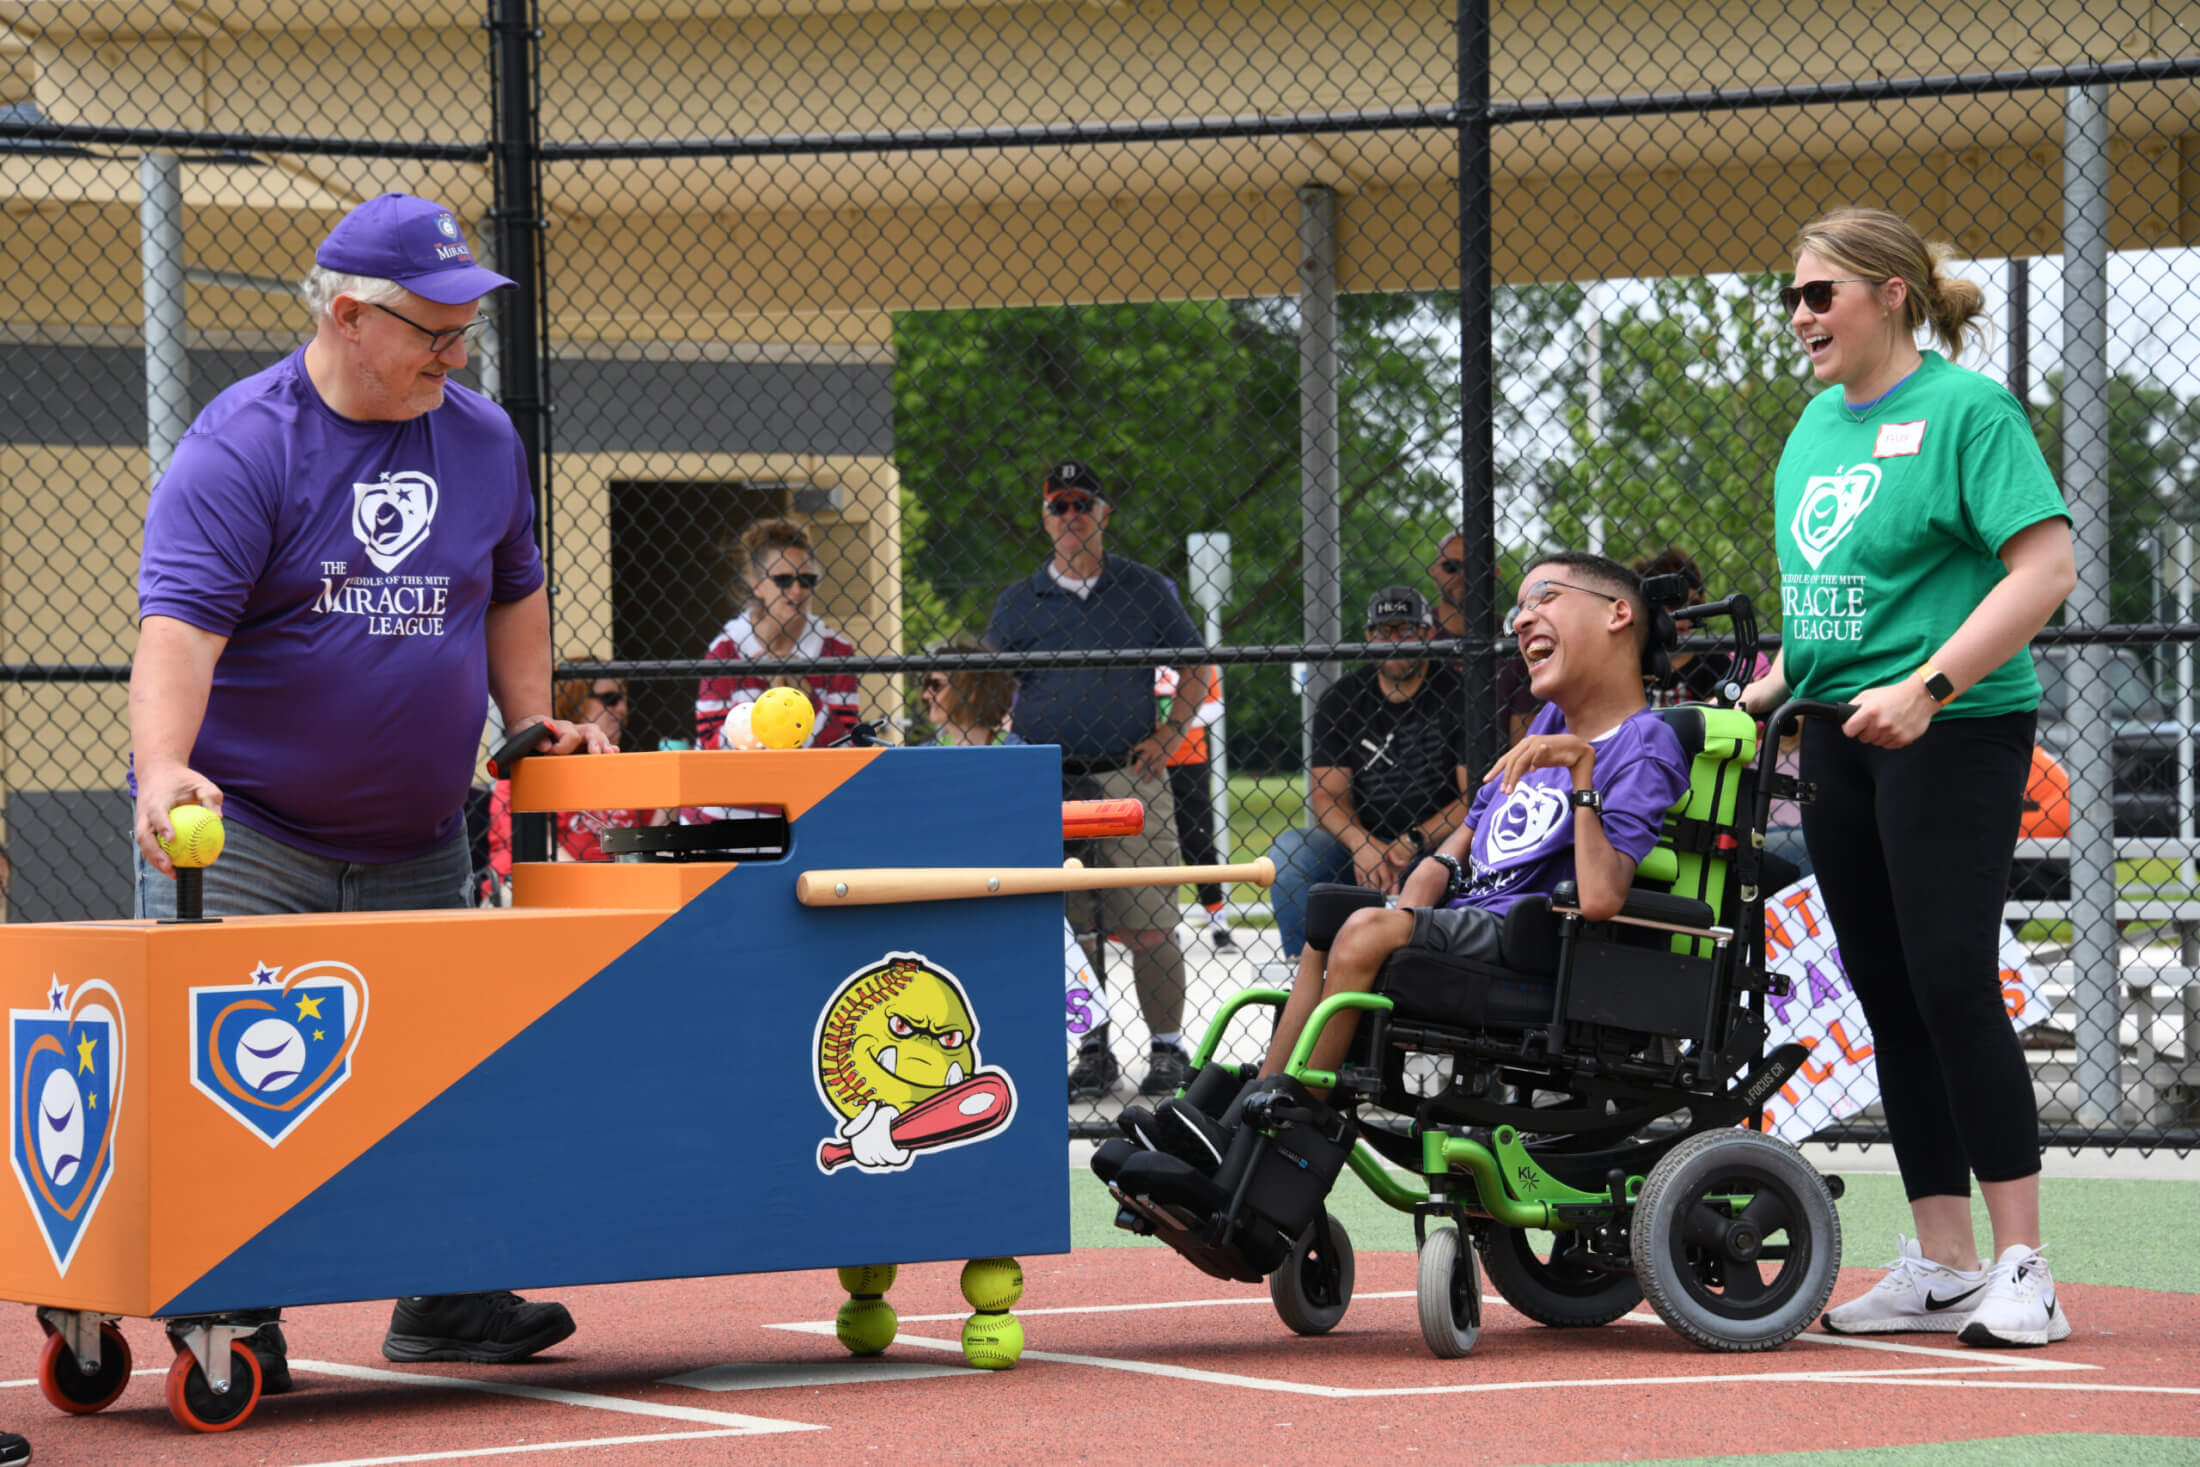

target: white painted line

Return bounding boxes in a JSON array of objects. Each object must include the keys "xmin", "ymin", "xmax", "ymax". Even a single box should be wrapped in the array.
[
  {"xmin": 862, "ymin": 1290, "xmax": 1417, "ymax": 1323},
  {"xmin": 289, "ymin": 1359, "xmax": 820, "ymax": 1434},
  {"xmin": 664, "ymin": 1360, "xmax": 971, "ymax": 1392},
  {"xmin": 0, "ymin": 1367, "xmax": 165, "ymax": 1388},
  {"xmin": 280, "ymin": 1428, "xmax": 776, "ymax": 1466},
  {"xmin": 1817, "ymin": 1377, "xmax": 2200, "ymax": 1397}
]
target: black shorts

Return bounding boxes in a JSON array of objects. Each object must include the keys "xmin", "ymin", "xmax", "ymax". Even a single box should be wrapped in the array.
[{"xmin": 1406, "ymin": 903, "xmax": 1506, "ymax": 963}]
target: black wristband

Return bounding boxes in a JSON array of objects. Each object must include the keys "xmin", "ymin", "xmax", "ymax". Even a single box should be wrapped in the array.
[
  {"xmin": 1407, "ymin": 827, "xmax": 1430, "ymax": 854},
  {"xmin": 1425, "ymin": 852, "xmax": 1466, "ymax": 899}
]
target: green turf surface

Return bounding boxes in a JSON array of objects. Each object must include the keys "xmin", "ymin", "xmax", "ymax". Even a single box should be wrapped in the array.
[
  {"xmin": 1070, "ymin": 1163, "xmax": 2200, "ymax": 1294},
  {"xmin": 1555, "ymin": 1438, "xmax": 2198, "ymax": 1467}
]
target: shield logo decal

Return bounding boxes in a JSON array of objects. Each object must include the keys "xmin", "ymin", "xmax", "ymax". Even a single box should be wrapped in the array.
[
  {"xmin": 190, "ymin": 961, "xmax": 369, "ymax": 1147},
  {"xmin": 1790, "ymin": 462, "xmax": 1881, "ymax": 570},
  {"xmin": 10, "ymin": 979, "xmax": 126, "ymax": 1276},
  {"xmin": 1485, "ymin": 782, "xmax": 1571, "ymax": 861},
  {"xmin": 351, "ymin": 470, "xmax": 439, "ymax": 572}
]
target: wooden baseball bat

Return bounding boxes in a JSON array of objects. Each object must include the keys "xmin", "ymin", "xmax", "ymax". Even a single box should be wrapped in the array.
[{"xmin": 796, "ymin": 856, "xmax": 1274, "ymax": 908}]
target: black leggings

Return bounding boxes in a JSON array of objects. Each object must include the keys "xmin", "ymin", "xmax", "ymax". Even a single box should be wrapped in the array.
[{"xmin": 1800, "ymin": 709, "xmax": 2040, "ymax": 1199}]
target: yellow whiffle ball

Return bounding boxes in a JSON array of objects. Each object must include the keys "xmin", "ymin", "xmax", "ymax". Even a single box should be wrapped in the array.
[
  {"xmin": 751, "ymin": 687, "xmax": 816, "ymax": 749},
  {"xmin": 158, "ymin": 804, "xmax": 225, "ymax": 869},
  {"xmin": 837, "ymin": 1263, "xmax": 898, "ymax": 1296},
  {"xmin": 835, "ymin": 1296, "xmax": 897, "ymax": 1356},
  {"xmin": 960, "ymin": 1310, "xmax": 1023, "ymax": 1370},
  {"xmin": 960, "ymin": 1257, "xmax": 1024, "ymax": 1313}
]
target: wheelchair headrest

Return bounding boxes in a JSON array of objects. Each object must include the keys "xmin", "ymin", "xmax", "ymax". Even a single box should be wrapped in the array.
[{"xmin": 1648, "ymin": 705, "xmax": 1707, "ymax": 758}]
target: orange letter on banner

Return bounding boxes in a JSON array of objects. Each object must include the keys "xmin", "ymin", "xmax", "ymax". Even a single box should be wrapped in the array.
[
  {"xmin": 1763, "ymin": 908, "xmax": 1793, "ymax": 959},
  {"xmin": 1780, "ymin": 1083, "xmax": 1799, "ymax": 1104},
  {"xmin": 1780, "ymin": 888, "xmax": 1823, "ymax": 937},
  {"xmin": 1829, "ymin": 1020, "xmax": 1874, "ymax": 1063},
  {"xmin": 2001, "ymin": 972, "xmax": 2026, "ymax": 1019}
]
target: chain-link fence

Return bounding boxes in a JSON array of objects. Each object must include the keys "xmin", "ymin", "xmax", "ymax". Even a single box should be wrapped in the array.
[{"xmin": 3, "ymin": 0, "xmax": 2196, "ymax": 1151}]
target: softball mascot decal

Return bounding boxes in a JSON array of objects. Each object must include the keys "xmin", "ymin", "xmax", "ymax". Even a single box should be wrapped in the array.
[{"xmin": 813, "ymin": 952, "xmax": 1015, "ymax": 1173}]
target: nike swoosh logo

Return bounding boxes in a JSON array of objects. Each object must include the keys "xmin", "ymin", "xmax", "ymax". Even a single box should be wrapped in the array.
[{"xmin": 1924, "ymin": 1283, "xmax": 1989, "ymax": 1311}]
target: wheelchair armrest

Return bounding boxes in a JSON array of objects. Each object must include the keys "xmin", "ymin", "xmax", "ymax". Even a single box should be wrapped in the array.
[{"xmin": 1549, "ymin": 880, "xmax": 1718, "ymax": 932}]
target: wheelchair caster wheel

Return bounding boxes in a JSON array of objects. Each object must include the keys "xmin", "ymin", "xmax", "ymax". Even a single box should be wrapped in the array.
[
  {"xmin": 1631, "ymin": 1128, "xmax": 1840, "ymax": 1352},
  {"xmin": 1417, "ymin": 1224, "xmax": 1482, "ymax": 1358},
  {"xmin": 38, "ymin": 1323, "xmax": 131, "ymax": 1414},
  {"xmin": 1269, "ymin": 1210, "xmax": 1354, "ymax": 1335},
  {"xmin": 166, "ymin": 1338, "xmax": 262, "ymax": 1433}
]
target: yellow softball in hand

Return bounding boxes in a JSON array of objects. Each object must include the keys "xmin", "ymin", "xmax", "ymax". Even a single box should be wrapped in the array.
[{"xmin": 158, "ymin": 804, "xmax": 225, "ymax": 869}]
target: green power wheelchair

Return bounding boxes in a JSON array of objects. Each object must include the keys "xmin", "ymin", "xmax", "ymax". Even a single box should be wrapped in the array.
[{"xmin": 1094, "ymin": 589, "xmax": 1852, "ymax": 1358}]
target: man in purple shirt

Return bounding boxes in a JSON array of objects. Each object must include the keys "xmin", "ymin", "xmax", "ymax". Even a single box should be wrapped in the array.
[
  {"xmin": 1251, "ymin": 551, "xmax": 1690, "ymax": 1088},
  {"xmin": 129, "ymin": 194, "xmax": 611, "ymax": 1385}
]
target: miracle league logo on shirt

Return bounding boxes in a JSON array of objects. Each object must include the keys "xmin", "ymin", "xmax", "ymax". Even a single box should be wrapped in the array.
[
  {"xmin": 312, "ymin": 470, "xmax": 451, "ymax": 636},
  {"xmin": 1783, "ymin": 460, "xmax": 1879, "ymax": 644}
]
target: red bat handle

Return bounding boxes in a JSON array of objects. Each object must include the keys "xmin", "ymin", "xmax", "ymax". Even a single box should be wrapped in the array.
[{"xmin": 818, "ymin": 1073, "xmax": 1011, "ymax": 1170}]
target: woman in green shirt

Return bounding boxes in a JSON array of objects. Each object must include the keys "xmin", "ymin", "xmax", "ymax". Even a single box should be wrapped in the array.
[{"xmin": 1741, "ymin": 208, "xmax": 2076, "ymax": 1348}]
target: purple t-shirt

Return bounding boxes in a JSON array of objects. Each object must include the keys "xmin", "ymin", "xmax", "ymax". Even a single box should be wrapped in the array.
[
  {"xmin": 1454, "ymin": 707, "xmax": 1690, "ymax": 913},
  {"xmin": 136, "ymin": 350, "xmax": 543, "ymax": 863}
]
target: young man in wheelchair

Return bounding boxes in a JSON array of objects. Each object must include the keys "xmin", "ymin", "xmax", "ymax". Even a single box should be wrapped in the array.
[{"xmin": 1139, "ymin": 551, "xmax": 1693, "ymax": 1168}]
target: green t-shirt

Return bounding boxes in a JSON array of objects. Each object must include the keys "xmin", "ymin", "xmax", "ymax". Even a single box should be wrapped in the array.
[{"xmin": 1773, "ymin": 351, "xmax": 2069, "ymax": 718}]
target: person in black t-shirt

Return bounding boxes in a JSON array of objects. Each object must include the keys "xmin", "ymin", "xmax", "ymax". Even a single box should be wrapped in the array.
[{"xmin": 1266, "ymin": 586, "xmax": 1469, "ymax": 957}]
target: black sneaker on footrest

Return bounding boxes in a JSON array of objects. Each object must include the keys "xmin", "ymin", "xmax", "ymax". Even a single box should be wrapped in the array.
[
  {"xmin": 383, "ymin": 1291, "xmax": 575, "ymax": 1364},
  {"xmin": 1154, "ymin": 1099, "xmax": 1232, "ymax": 1174}
]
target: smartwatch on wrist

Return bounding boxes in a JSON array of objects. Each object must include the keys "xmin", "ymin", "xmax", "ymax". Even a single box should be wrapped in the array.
[
  {"xmin": 1568, "ymin": 787, "xmax": 1602, "ymax": 813},
  {"xmin": 1916, "ymin": 664, "xmax": 1955, "ymax": 704}
]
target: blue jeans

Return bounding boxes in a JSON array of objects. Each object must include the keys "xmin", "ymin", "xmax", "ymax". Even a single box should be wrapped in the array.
[
  {"xmin": 1267, "ymin": 825, "xmax": 1355, "ymax": 958},
  {"xmin": 134, "ymin": 820, "xmax": 474, "ymax": 918}
]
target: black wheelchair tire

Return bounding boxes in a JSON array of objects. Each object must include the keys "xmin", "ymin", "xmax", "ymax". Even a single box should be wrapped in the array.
[
  {"xmin": 1631, "ymin": 1128, "xmax": 1841, "ymax": 1352},
  {"xmin": 1269, "ymin": 1210, "xmax": 1355, "ymax": 1335},
  {"xmin": 1415, "ymin": 1225, "xmax": 1482, "ymax": 1358},
  {"xmin": 1478, "ymin": 1225, "xmax": 1643, "ymax": 1326}
]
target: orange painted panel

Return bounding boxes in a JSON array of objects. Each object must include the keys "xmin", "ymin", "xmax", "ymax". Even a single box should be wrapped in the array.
[{"xmin": 507, "ymin": 747, "xmax": 881, "ymax": 817}]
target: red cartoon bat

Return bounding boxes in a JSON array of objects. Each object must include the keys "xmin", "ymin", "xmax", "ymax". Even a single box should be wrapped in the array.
[{"xmin": 818, "ymin": 1071, "xmax": 1013, "ymax": 1170}]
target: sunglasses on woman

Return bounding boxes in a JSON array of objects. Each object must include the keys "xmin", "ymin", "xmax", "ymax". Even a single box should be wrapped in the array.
[
  {"xmin": 767, "ymin": 572, "xmax": 821, "ymax": 590},
  {"xmin": 590, "ymin": 687, "xmax": 624, "ymax": 708},
  {"xmin": 1777, "ymin": 279, "xmax": 1870, "ymax": 314},
  {"xmin": 920, "ymin": 676, "xmax": 950, "ymax": 694}
]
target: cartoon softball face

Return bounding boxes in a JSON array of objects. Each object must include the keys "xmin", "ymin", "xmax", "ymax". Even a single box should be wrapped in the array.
[
  {"xmin": 812, "ymin": 952, "xmax": 1016, "ymax": 1175},
  {"xmin": 817, "ymin": 955, "xmax": 979, "ymax": 1116}
]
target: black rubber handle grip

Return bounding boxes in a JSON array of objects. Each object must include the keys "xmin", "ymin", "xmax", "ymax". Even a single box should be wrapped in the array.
[{"xmin": 486, "ymin": 721, "xmax": 554, "ymax": 780}]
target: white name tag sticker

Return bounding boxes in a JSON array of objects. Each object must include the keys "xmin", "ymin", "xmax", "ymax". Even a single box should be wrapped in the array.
[{"xmin": 1874, "ymin": 420, "xmax": 1926, "ymax": 457}]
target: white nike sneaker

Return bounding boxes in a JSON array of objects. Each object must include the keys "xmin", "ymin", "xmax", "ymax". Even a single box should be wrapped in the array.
[
  {"xmin": 1821, "ymin": 1234, "xmax": 1990, "ymax": 1334},
  {"xmin": 1959, "ymin": 1244, "xmax": 2072, "ymax": 1347}
]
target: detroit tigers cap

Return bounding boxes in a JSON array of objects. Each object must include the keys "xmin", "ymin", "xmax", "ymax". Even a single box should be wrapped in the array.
[
  {"xmin": 1365, "ymin": 584, "xmax": 1431, "ymax": 628},
  {"xmin": 1042, "ymin": 459, "xmax": 1110, "ymax": 503},
  {"xmin": 316, "ymin": 193, "xmax": 516, "ymax": 305}
]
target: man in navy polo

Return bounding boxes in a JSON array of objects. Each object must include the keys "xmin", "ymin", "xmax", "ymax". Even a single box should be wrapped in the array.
[
  {"xmin": 985, "ymin": 462, "xmax": 1209, "ymax": 1100},
  {"xmin": 129, "ymin": 193, "xmax": 609, "ymax": 1385}
]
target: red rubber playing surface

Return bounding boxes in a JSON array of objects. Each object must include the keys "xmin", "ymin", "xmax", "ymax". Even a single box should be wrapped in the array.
[{"xmin": 8, "ymin": 1250, "xmax": 2195, "ymax": 1465}]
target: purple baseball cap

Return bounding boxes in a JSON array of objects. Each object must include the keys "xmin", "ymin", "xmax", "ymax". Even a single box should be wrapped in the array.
[{"xmin": 315, "ymin": 193, "xmax": 515, "ymax": 305}]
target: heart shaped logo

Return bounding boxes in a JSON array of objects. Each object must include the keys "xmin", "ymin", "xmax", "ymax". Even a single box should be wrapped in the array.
[
  {"xmin": 351, "ymin": 470, "xmax": 439, "ymax": 572},
  {"xmin": 1484, "ymin": 782, "xmax": 1571, "ymax": 862},
  {"xmin": 1790, "ymin": 462, "xmax": 1881, "ymax": 570},
  {"xmin": 10, "ymin": 978, "xmax": 126, "ymax": 1275},
  {"xmin": 190, "ymin": 960, "xmax": 370, "ymax": 1147}
]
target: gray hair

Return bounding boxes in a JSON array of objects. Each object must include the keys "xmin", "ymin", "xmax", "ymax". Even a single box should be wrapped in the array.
[{"xmin": 300, "ymin": 266, "xmax": 408, "ymax": 320}]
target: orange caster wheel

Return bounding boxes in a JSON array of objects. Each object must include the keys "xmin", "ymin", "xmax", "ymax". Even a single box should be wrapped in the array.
[
  {"xmin": 38, "ymin": 1324, "xmax": 131, "ymax": 1414},
  {"xmin": 165, "ymin": 1337, "xmax": 261, "ymax": 1433}
]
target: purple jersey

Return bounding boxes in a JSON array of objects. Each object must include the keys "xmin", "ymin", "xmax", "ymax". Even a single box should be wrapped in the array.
[
  {"xmin": 1456, "ymin": 708, "xmax": 1689, "ymax": 913},
  {"xmin": 136, "ymin": 349, "xmax": 543, "ymax": 863}
]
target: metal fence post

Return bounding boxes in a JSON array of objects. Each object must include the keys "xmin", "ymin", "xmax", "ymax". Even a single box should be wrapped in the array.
[
  {"xmin": 1456, "ymin": 0, "xmax": 1497, "ymax": 775},
  {"xmin": 139, "ymin": 151, "xmax": 189, "ymax": 488},
  {"xmin": 1298, "ymin": 184, "xmax": 1340, "ymax": 819},
  {"xmin": 2062, "ymin": 82, "xmax": 2119, "ymax": 1125},
  {"xmin": 491, "ymin": 0, "xmax": 551, "ymax": 866}
]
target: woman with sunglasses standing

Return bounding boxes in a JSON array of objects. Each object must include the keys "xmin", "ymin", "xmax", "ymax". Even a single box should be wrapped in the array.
[
  {"xmin": 1740, "ymin": 208, "xmax": 2075, "ymax": 1347},
  {"xmin": 695, "ymin": 518, "xmax": 860, "ymax": 753}
]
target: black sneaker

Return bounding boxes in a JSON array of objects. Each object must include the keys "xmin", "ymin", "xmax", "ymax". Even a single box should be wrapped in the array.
[
  {"xmin": 383, "ymin": 1292, "xmax": 575, "ymax": 1364},
  {"xmin": 1068, "ymin": 1044, "xmax": 1121, "ymax": 1101},
  {"xmin": 0, "ymin": 1431, "xmax": 29, "ymax": 1466},
  {"xmin": 1154, "ymin": 1098, "xmax": 1232, "ymax": 1173},
  {"xmin": 1115, "ymin": 1104, "xmax": 1161, "ymax": 1149},
  {"xmin": 1139, "ymin": 1042, "xmax": 1194, "ymax": 1098}
]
